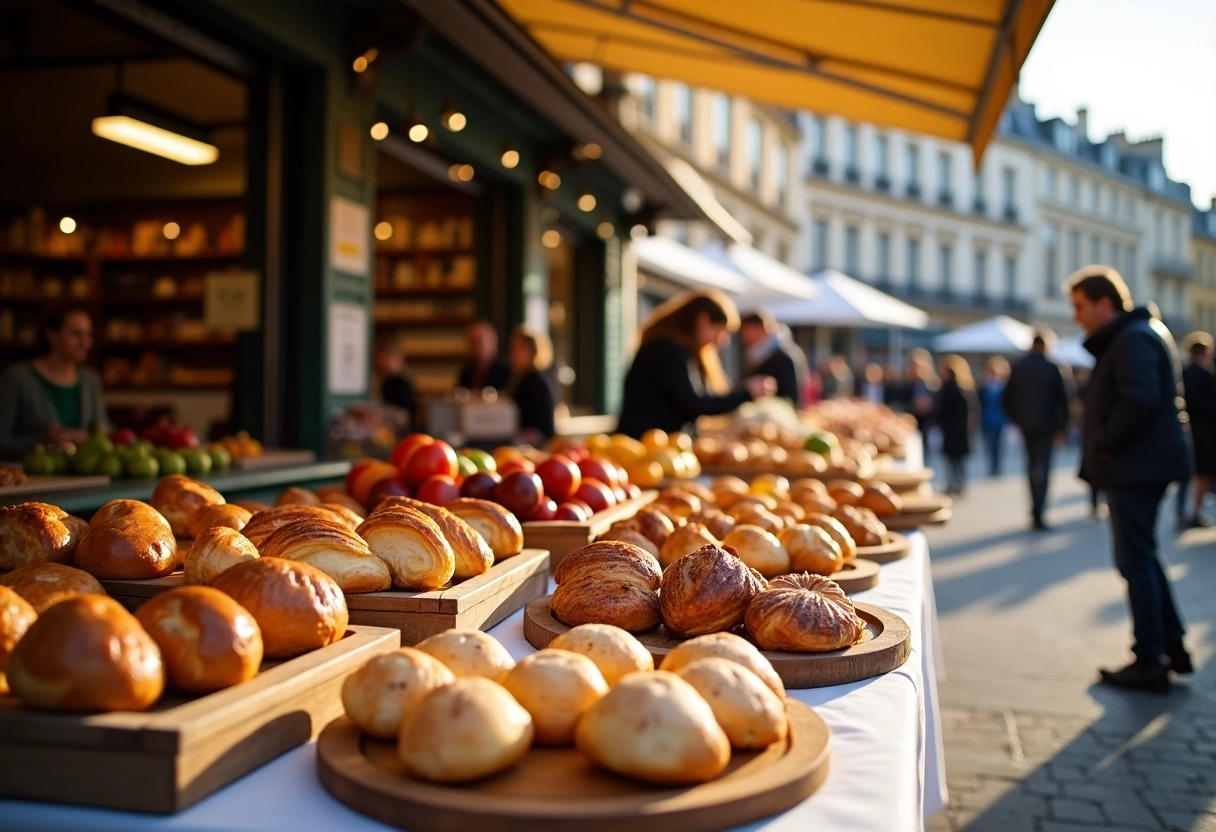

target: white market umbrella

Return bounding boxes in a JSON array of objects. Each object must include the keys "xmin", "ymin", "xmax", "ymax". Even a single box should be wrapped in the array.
[
  {"xmin": 933, "ymin": 315, "xmax": 1033, "ymax": 354},
  {"xmin": 764, "ymin": 269, "xmax": 929, "ymax": 329},
  {"xmin": 699, "ymin": 240, "xmax": 820, "ymax": 301},
  {"xmin": 633, "ymin": 235, "xmax": 751, "ymax": 295},
  {"xmin": 1050, "ymin": 333, "xmax": 1095, "ymax": 368}
]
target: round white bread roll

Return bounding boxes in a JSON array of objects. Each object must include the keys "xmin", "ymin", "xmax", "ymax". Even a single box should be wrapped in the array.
[
  {"xmin": 413, "ymin": 629, "xmax": 516, "ymax": 682},
  {"xmin": 549, "ymin": 623, "xmax": 653, "ymax": 686},
  {"xmin": 721, "ymin": 525, "xmax": 789, "ymax": 579},
  {"xmin": 574, "ymin": 670, "xmax": 730, "ymax": 785},
  {"xmin": 398, "ymin": 677, "xmax": 533, "ymax": 782},
  {"xmin": 341, "ymin": 648, "xmax": 455, "ymax": 739},
  {"xmin": 673, "ymin": 657, "xmax": 788, "ymax": 749},
  {"xmin": 658, "ymin": 632, "xmax": 784, "ymax": 697},
  {"xmin": 501, "ymin": 649, "xmax": 608, "ymax": 745}
]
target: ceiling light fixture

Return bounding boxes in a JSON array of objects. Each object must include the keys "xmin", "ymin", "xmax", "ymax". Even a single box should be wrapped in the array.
[
  {"xmin": 538, "ymin": 170, "xmax": 561, "ymax": 190},
  {"xmin": 542, "ymin": 229, "xmax": 562, "ymax": 249},
  {"xmin": 92, "ymin": 65, "xmax": 218, "ymax": 167},
  {"xmin": 407, "ymin": 121, "xmax": 429, "ymax": 143},
  {"xmin": 596, "ymin": 221, "xmax": 614, "ymax": 240},
  {"xmin": 574, "ymin": 142, "xmax": 602, "ymax": 161}
]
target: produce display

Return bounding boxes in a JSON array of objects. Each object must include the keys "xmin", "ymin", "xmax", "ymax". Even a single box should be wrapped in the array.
[{"xmin": 20, "ymin": 419, "xmax": 239, "ymax": 480}]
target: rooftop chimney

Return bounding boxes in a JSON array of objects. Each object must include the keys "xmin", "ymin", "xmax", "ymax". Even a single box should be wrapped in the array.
[{"xmin": 1076, "ymin": 107, "xmax": 1088, "ymax": 142}]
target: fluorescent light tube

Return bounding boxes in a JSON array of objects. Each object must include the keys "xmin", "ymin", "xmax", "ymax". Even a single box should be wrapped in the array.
[{"xmin": 92, "ymin": 115, "xmax": 219, "ymax": 165}]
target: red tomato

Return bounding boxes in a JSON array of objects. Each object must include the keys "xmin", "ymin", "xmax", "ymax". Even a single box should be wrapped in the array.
[
  {"xmin": 497, "ymin": 458, "xmax": 536, "ymax": 477},
  {"xmin": 530, "ymin": 498, "xmax": 558, "ymax": 522},
  {"xmin": 390, "ymin": 433, "xmax": 435, "ymax": 471},
  {"xmin": 535, "ymin": 456, "xmax": 582, "ymax": 503},
  {"xmin": 578, "ymin": 457, "xmax": 619, "ymax": 490},
  {"xmin": 493, "ymin": 471, "xmax": 544, "ymax": 519},
  {"xmin": 347, "ymin": 460, "xmax": 400, "ymax": 506},
  {"xmin": 404, "ymin": 440, "xmax": 458, "ymax": 486},
  {"xmin": 574, "ymin": 478, "xmax": 616, "ymax": 514},
  {"xmin": 416, "ymin": 475, "xmax": 461, "ymax": 506},
  {"xmin": 553, "ymin": 502, "xmax": 591, "ymax": 522}
]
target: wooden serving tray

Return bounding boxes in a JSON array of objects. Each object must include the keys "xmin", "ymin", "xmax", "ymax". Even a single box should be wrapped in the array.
[
  {"xmin": 700, "ymin": 463, "xmax": 877, "ymax": 484},
  {"xmin": 854, "ymin": 531, "xmax": 912, "ymax": 563},
  {"xmin": 883, "ymin": 493, "xmax": 953, "ymax": 530},
  {"xmin": 524, "ymin": 597, "xmax": 910, "ymax": 689},
  {"xmin": 0, "ymin": 625, "xmax": 400, "ymax": 813},
  {"xmin": 870, "ymin": 467, "xmax": 934, "ymax": 492},
  {"xmin": 316, "ymin": 699, "xmax": 830, "ymax": 832},
  {"xmin": 523, "ymin": 491, "xmax": 657, "ymax": 572},
  {"xmin": 825, "ymin": 557, "xmax": 880, "ymax": 593},
  {"xmin": 100, "ymin": 549, "xmax": 551, "ymax": 645}
]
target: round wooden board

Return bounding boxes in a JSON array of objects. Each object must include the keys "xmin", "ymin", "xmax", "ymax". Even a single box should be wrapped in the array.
[
  {"xmin": 316, "ymin": 701, "xmax": 831, "ymax": 832},
  {"xmin": 884, "ymin": 507, "xmax": 952, "ymax": 530},
  {"xmin": 524, "ymin": 597, "xmax": 910, "ymax": 689},
  {"xmin": 827, "ymin": 556, "xmax": 881, "ymax": 593},
  {"xmin": 870, "ymin": 468, "xmax": 934, "ymax": 492},
  {"xmin": 854, "ymin": 531, "xmax": 912, "ymax": 563}
]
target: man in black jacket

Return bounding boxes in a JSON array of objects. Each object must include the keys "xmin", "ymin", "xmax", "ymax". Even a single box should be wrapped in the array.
[
  {"xmin": 1179, "ymin": 332, "xmax": 1216, "ymax": 526},
  {"xmin": 1002, "ymin": 331, "xmax": 1070, "ymax": 530},
  {"xmin": 1070, "ymin": 266, "xmax": 1192, "ymax": 692},
  {"xmin": 739, "ymin": 308, "xmax": 808, "ymax": 406}
]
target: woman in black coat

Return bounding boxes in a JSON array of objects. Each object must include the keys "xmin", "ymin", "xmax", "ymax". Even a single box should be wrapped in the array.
[
  {"xmin": 936, "ymin": 354, "xmax": 978, "ymax": 495},
  {"xmin": 1180, "ymin": 332, "xmax": 1216, "ymax": 525},
  {"xmin": 617, "ymin": 290, "xmax": 775, "ymax": 439},
  {"xmin": 506, "ymin": 325, "xmax": 559, "ymax": 444}
]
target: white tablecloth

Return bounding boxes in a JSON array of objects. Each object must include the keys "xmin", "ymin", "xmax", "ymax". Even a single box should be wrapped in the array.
[{"xmin": 0, "ymin": 533, "xmax": 946, "ymax": 832}]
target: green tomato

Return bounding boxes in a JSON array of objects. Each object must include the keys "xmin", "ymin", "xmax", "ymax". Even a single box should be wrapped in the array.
[
  {"xmin": 156, "ymin": 451, "xmax": 187, "ymax": 477},
  {"xmin": 126, "ymin": 454, "xmax": 160, "ymax": 479}
]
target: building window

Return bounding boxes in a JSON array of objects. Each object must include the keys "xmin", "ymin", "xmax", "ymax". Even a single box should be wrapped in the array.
[
  {"xmin": 1127, "ymin": 243, "xmax": 1137, "ymax": 283},
  {"xmin": 636, "ymin": 75, "xmax": 656, "ymax": 124},
  {"xmin": 1126, "ymin": 197, "xmax": 1136, "ymax": 222},
  {"xmin": 809, "ymin": 115, "xmax": 826, "ymax": 173},
  {"xmin": 1046, "ymin": 167, "xmax": 1058, "ymax": 199},
  {"xmin": 905, "ymin": 143, "xmax": 920, "ymax": 197},
  {"xmin": 1045, "ymin": 224, "xmax": 1059, "ymax": 296},
  {"xmin": 844, "ymin": 124, "xmax": 859, "ymax": 181},
  {"xmin": 1089, "ymin": 183, "xmax": 1100, "ymax": 213},
  {"xmin": 673, "ymin": 83, "xmax": 693, "ymax": 146},
  {"xmin": 746, "ymin": 118, "xmax": 762, "ymax": 192},
  {"xmin": 813, "ymin": 219, "xmax": 828, "ymax": 271},
  {"xmin": 876, "ymin": 232, "xmax": 891, "ymax": 280},
  {"xmin": 975, "ymin": 249, "xmax": 988, "ymax": 298},
  {"xmin": 1149, "ymin": 165, "xmax": 1165, "ymax": 192},
  {"xmin": 1111, "ymin": 190, "xmax": 1120, "ymax": 219},
  {"xmin": 1053, "ymin": 121, "xmax": 1075, "ymax": 153},
  {"xmin": 937, "ymin": 151, "xmax": 952, "ymax": 206},
  {"xmin": 1090, "ymin": 235, "xmax": 1101, "ymax": 265},
  {"xmin": 774, "ymin": 143, "xmax": 788, "ymax": 210},
  {"xmin": 1068, "ymin": 230, "xmax": 1081, "ymax": 272},
  {"xmin": 1171, "ymin": 216, "xmax": 1182, "ymax": 256},
  {"xmin": 845, "ymin": 225, "xmax": 859, "ymax": 274},
  {"xmin": 1068, "ymin": 174, "xmax": 1080, "ymax": 205},
  {"xmin": 973, "ymin": 170, "xmax": 986, "ymax": 214},
  {"xmin": 1002, "ymin": 167, "xmax": 1017, "ymax": 221},
  {"xmin": 712, "ymin": 93, "xmax": 731, "ymax": 170},
  {"xmin": 939, "ymin": 243, "xmax": 953, "ymax": 291},
  {"xmin": 875, "ymin": 135, "xmax": 889, "ymax": 188},
  {"xmin": 907, "ymin": 237, "xmax": 921, "ymax": 287},
  {"xmin": 1005, "ymin": 254, "xmax": 1018, "ymax": 301},
  {"xmin": 1112, "ymin": 241, "xmax": 1122, "ymax": 274},
  {"xmin": 1154, "ymin": 211, "xmax": 1163, "ymax": 254}
]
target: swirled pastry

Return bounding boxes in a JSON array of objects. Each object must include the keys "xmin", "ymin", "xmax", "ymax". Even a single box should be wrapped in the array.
[
  {"xmin": 319, "ymin": 493, "xmax": 367, "ymax": 517},
  {"xmin": 745, "ymin": 573, "xmax": 865, "ymax": 652},
  {"xmin": 356, "ymin": 507, "xmax": 455, "ymax": 591},
  {"xmin": 832, "ymin": 504, "xmax": 887, "ymax": 547},
  {"xmin": 619, "ymin": 506, "xmax": 675, "ymax": 548},
  {"xmin": 150, "ymin": 475, "xmax": 224, "ymax": 538},
  {"xmin": 779, "ymin": 524, "xmax": 843, "ymax": 575},
  {"xmin": 186, "ymin": 503, "xmax": 253, "ymax": 540},
  {"xmin": 659, "ymin": 543, "xmax": 765, "ymax": 637},
  {"xmin": 261, "ymin": 519, "xmax": 391, "ymax": 593},
  {"xmin": 241, "ymin": 505, "xmax": 343, "ymax": 549},
  {"xmin": 552, "ymin": 541, "xmax": 662, "ymax": 633},
  {"xmin": 370, "ymin": 498, "xmax": 493, "ymax": 580},
  {"xmin": 657, "ymin": 522, "xmax": 718, "ymax": 569},
  {"xmin": 658, "ymin": 631, "xmax": 783, "ymax": 696},
  {"xmin": 597, "ymin": 526, "xmax": 661, "ymax": 560},
  {"xmin": 860, "ymin": 483, "xmax": 903, "ymax": 517},
  {"xmin": 720, "ymin": 525, "xmax": 789, "ymax": 578},
  {"xmin": 184, "ymin": 526, "xmax": 260, "ymax": 585},
  {"xmin": 0, "ymin": 502, "xmax": 85, "ymax": 572},
  {"xmin": 321, "ymin": 503, "xmax": 365, "ymax": 529},
  {"xmin": 803, "ymin": 513, "xmax": 857, "ymax": 562},
  {"xmin": 444, "ymin": 498, "xmax": 525, "ymax": 560},
  {"xmin": 0, "ymin": 563, "xmax": 105, "ymax": 612},
  {"xmin": 74, "ymin": 499, "xmax": 177, "ymax": 579}
]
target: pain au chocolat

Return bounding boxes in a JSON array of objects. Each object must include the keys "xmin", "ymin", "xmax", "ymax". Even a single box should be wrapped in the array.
[
  {"xmin": 745, "ymin": 572, "xmax": 865, "ymax": 653},
  {"xmin": 552, "ymin": 540, "xmax": 662, "ymax": 633},
  {"xmin": 659, "ymin": 543, "xmax": 765, "ymax": 638},
  {"xmin": 0, "ymin": 502, "xmax": 86, "ymax": 572}
]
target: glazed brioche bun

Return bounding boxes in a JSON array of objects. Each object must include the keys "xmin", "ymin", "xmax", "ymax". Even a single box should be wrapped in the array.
[
  {"xmin": 7, "ymin": 595, "xmax": 163, "ymax": 712},
  {"xmin": 0, "ymin": 563, "xmax": 105, "ymax": 613},
  {"xmin": 135, "ymin": 586, "xmax": 263, "ymax": 694},
  {"xmin": 184, "ymin": 526, "xmax": 259, "ymax": 586},
  {"xmin": 186, "ymin": 503, "xmax": 253, "ymax": 539},
  {"xmin": 341, "ymin": 647, "xmax": 455, "ymax": 739},
  {"xmin": 673, "ymin": 657, "xmax": 788, "ymax": 749},
  {"xmin": 803, "ymin": 514, "xmax": 857, "ymax": 563},
  {"xmin": 73, "ymin": 499, "xmax": 177, "ymax": 580},
  {"xmin": 0, "ymin": 501, "xmax": 83, "ymax": 572},
  {"xmin": 413, "ymin": 629, "xmax": 516, "ymax": 682},
  {"xmin": 501, "ymin": 649, "xmax": 608, "ymax": 745},
  {"xmin": 210, "ymin": 558, "xmax": 348, "ymax": 659},
  {"xmin": 0, "ymin": 585, "xmax": 37, "ymax": 695},
  {"xmin": 149, "ymin": 475, "xmax": 224, "ymax": 538},
  {"xmin": 721, "ymin": 525, "xmax": 789, "ymax": 578},
  {"xmin": 398, "ymin": 677, "xmax": 533, "ymax": 783},
  {"xmin": 657, "ymin": 522, "xmax": 718, "ymax": 569},
  {"xmin": 548, "ymin": 623, "xmax": 653, "ymax": 686}
]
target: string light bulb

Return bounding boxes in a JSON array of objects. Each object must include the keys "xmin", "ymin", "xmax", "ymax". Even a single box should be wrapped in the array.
[
  {"xmin": 542, "ymin": 229, "xmax": 562, "ymax": 248},
  {"xmin": 408, "ymin": 121, "xmax": 429, "ymax": 143},
  {"xmin": 163, "ymin": 222, "xmax": 181, "ymax": 240},
  {"xmin": 596, "ymin": 221, "xmax": 614, "ymax": 240},
  {"xmin": 370, "ymin": 122, "xmax": 389, "ymax": 141},
  {"xmin": 441, "ymin": 107, "xmax": 466, "ymax": 132},
  {"xmin": 538, "ymin": 170, "xmax": 561, "ymax": 190},
  {"xmin": 448, "ymin": 164, "xmax": 475, "ymax": 182},
  {"xmin": 374, "ymin": 221, "xmax": 393, "ymax": 241},
  {"xmin": 501, "ymin": 147, "xmax": 520, "ymax": 169},
  {"xmin": 59, "ymin": 217, "xmax": 77, "ymax": 234},
  {"xmin": 574, "ymin": 142, "xmax": 602, "ymax": 161},
  {"xmin": 578, "ymin": 193, "xmax": 597, "ymax": 212}
]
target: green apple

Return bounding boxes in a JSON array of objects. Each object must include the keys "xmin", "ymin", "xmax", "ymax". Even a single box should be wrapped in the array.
[
  {"xmin": 156, "ymin": 450, "xmax": 187, "ymax": 477},
  {"xmin": 207, "ymin": 445, "xmax": 232, "ymax": 472},
  {"xmin": 96, "ymin": 453, "xmax": 126, "ymax": 479},
  {"xmin": 71, "ymin": 450, "xmax": 101, "ymax": 476},
  {"xmin": 79, "ymin": 435, "xmax": 115, "ymax": 456},
  {"xmin": 126, "ymin": 454, "xmax": 160, "ymax": 479},
  {"xmin": 22, "ymin": 446, "xmax": 56, "ymax": 476},
  {"xmin": 183, "ymin": 449, "xmax": 212, "ymax": 476},
  {"xmin": 804, "ymin": 431, "xmax": 838, "ymax": 456},
  {"xmin": 458, "ymin": 448, "xmax": 497, "ymax": 473}
]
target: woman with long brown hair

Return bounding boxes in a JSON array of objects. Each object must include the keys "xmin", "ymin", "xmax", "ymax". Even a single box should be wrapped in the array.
[
  {"xmin": 617, "ymin": 290, "xmax": 774, "ymax": 438},
  {"xmin": 935, "ymin": 353, "xmax": 978, "ymax": 495}
]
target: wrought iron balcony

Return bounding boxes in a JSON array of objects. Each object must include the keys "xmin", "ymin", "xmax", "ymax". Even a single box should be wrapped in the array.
[
  {"xmin": 1151, "ymin": 257, "xmax": 1194, "ymax": 280},
  {"xmin": 811, "ymin": 158, "xmax": 829, "ymax": 176},
  {"xmin": 875, "ymin": 175, "xmax": 891, "ymax": 192},
  {"xmin": 938, "ymin": 191, "xmax": 954, "ymax": 208},
  {"xmin": 906, "ymin": 182, "xmax": 921, "ymax": 199}
]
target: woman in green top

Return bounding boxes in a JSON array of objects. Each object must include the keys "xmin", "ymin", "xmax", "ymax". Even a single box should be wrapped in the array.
[{"xmin": 0, "ymin": 302, "xmax": 108, "ymax": 460}]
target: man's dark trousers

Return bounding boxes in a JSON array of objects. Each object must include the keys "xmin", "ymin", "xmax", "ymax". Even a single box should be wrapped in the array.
[
  {"xmin": 1105, "ymin": 483, "xmax": 1185, "ymax": 659},
  {"xmin": 1023, "ymin": 432, "xmax": 1054, "ymax": 525}
]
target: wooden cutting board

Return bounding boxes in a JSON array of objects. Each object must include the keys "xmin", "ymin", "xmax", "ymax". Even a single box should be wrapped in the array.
[
  {"xmin": 0, "ymin": 625, "xmax": 400, "ymax": 813},
  {"xmin": 855, "ymin": 532, "xmax": 912, "ymax": 563},
  {"xmin": 316, "ymin": 699, "xmax": 830, "ymax": 832},
  {"xmin": 523, "ymin": 491, "xmax": 657, "ymax": 572},
  {"xmin": 101, "ymin": 549, "xmax": 551, "ymax": 645},
  {"xmin": 524, "ymin": 597, "xmax": 910, "ymax": 689}
]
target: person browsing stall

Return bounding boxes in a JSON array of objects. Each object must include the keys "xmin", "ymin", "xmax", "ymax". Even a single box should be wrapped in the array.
[
  {"xmin": 616, "ymin": 290, "xmax": 775, "ymax": 438},
  {"xmin": 505, "ymin": 325, "xmax": 560, "ymax": 444},
  {"xmin": 1179, "ymin": 331, "xmax": 1216, "ymax": 527},
  {"xmin": 458, "ymin": 320, "xmax": 511, "ymax": 392},
  {"xmin": 738, "ymin": 307, "xmax": 808, "ymax": 406}
]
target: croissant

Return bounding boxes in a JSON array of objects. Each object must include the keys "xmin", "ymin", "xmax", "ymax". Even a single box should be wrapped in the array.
[
  {"xmin": 184, "ymin": 526, "xmax": 260, "ymax": 585},
  {"xmin": 659, "ymin": 544, "xmax": 765, "ymax": 637},
  {"xmin": 0, "ymin": 502, "xmax": 85, "ymax": 572},
  {"xmin": 445, "ymin": 498, "xmax": 524, "ymax": 560},
  {"xmin": 73, "ymin": 499, "xmax": 177, "ymax": 579},
  {"xmin": 260, "ymin": 519, "xmax": 391, "ymax": 593},
  {"xmin": 552, "ymin": 541, "xmax": 662, "ymax": 633},
  {"xmin": 241, "ymin": 505, "xmax": 344, "ymax": 549},
  {"xmin": 744, "ymin": 573, "xmax": 865, "ymax": 652},
  {"xmin": 149, "ymin": 475, "xmax": 225, "ymax": 538},
  {"xmin": 370, "ymin": 497, "xmax": 492, "ymax": 580},
  {"xmin": 356, "ymin": 507, "xmax": 455, "ymax": 591},
  {"xmin": 186, "ymin": 503, "xmax": 253, "ymax": 540},
  {"xmin": 321, "ymin": 503, "xmax": 365, "ymax": 529},
  {"xmin": 618, "ymin": 506, "xmax": 675, "ymax": 548},
  {"xmin": 832, "ymin": 505, "xmax": 887, "ymax": 547}
]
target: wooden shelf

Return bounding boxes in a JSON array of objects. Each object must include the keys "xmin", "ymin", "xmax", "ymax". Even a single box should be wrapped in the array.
[
  {"xmin": 106, "ymin": 382, "xmax": 234, "ymax": 392},
  {"xmin": 375, "ymin": 248, "xmax": 473, "ymax": 259},
  {"xmin": 104, "ymin": 293, "xmax": 205, "ymax": 304},
  {"xmin": 374, "ymin": 285, "xmax": 475, "ymax": 297},
  {"xmin": 0, "ymin": 294, "xmax": 91, "ymax": 304},
  {"xmin": 0, "ymin": 249, "xmax": 88, "ymax": 263},
  {"xmin": 99, "ymin": 252, "xmax": 243, "ymax": 265},
  {"xmin": 101, "ymin": 339, "xmax": 236, "ymax": 349},
  {"xmin": 375, "ymin": 315, "xmax": 474, "ymax": 328}
]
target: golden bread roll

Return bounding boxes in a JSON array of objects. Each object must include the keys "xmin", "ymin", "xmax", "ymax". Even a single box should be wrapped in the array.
[
  {"xmin": 0, "ymin": 585, "xmax": 37, "ymax": 695},
  {"xmin": 260, "ymin": 519, "xmax": 391, "ymax": 594},
  {"xmin": 319, "ymin": 493, "xmax": 367, "ymax": 517},
  {"xmin": 860, "ymin": 483, "xmax": 903, "ymax": 516},
  {"xmin": 709, "ymin": 475, "xmax": 749, "ymax": 499},
  {"xmin": 654, "ymin": 489, "xmax": 701, "ymax": 520},
  {"xmin": 414, "ymin": 629, "xmax": 516, "ymax": 681},
  {"xmin": 149, "ymin": 475, "xmax": 224, "ymax": 538},
  {"xmin": 790, "ymin": 478, "xmax": 829, "ymax": 498},
  {"xmin": 674, "ymin": 657, "xmax": 788, "ymax": 749},
  {"xmin": 725, "ymin": 494, "xmax": 778, "ymax": 518},
  {"xmin": 832, "ymin": 504, "xmax": 887, "ymax": 547},
  {"xmin": 658, "ymin": 631, "xmax": 784, "ymax": 696},
  {"xmin": 826, "ymin": 480, "xmax": 865, "ymax": 507},
  {"xmin": 771, "ymin": 500, "xmax": 807, "ymax": 524},
  {"xmin": 73, "ymin": 499, "xmax": 177, "ymax": 580},
  {"xmin": 574, "ymin": 670, "xmax": 730, "ymax": 784},
  {"xmin": 240, "ymin": 505, "xmax": 344, "ymax": 549},
  {"xmin": 598, "ymin": 526, "xmax": 660, "ymax": 560},
  {"xmin": 444, "ymin": 498, "xmax": 524, "ymax": 560},
  {"xmin": 621, "ymin": 505, "xmax": 676, "ymax": 547},
  {"xmin": 804, "ymin": 514, "xmax": 857, "ymax": 562},
  {"xmin": 549, "ymin": 623, "xmax": 653, "ymax": 685},
  {"xmin": 0, "ymin": 562, "xmax": 105, "ymax": 612},
  {"xmin": 135, "ymin": 586, "xmax": 263, "ymax": 694},
  {"xmin": 745, "ymin": 573, "xmax": 865, "ymax": 652},
  {"xmin": 210, "ymin": 558, "xmax": 348, "ymax": 659},
  {"xmin": 501, "ymin": 649, "xmax": 608, "ymax": 745},
  {"xmin": 729, "ymin": 507, "xmax": 786, "ymax": 535},
  {"xmin": 398, "ymin": 677, "xmax": 533, "ymax": 782},
  {"xmin": 796, "ymin": 494, "xmax": 838, "ymax": 516},
  {"xmin": 721, "ymin": 525, "xmax": 789, "ymax": 578},
  {"xmin": 659, "ymin": 543, "xmax": 765, "ymax": 637},
  {"xmin": 276, "ymin": 486, "xmax": 321, "ymax": 507},
  {"xmin": 341, "ymin": 647, "xmax": 455, "ymax": 739},
  {"xmin": 356, "ymin": 506, "xmax": 455, "ymax": 591},
  {"xmin": 314, "ymin": 484, "xmax": 350, "ymax": 502},
  {"xmin": 666, "ymin": 480, "xmax": 715, "ymax": 505},
  {"xmin": 685, "ymin": 510, "xmax": 735, "ymax": 541},
  {"xmin": 779, "ymin": 524, "xmax": 843, "ymax": 575},
  {"xmin": 552, "ymin": 540, "xmax": 662, "ymax": 633},
  {"xmin": 184, "ymin": 526, "xmax": 260, "ymax": 585},
  {"xmin": 370, "ymin": 497, "xmax": 492, "ymax": 580},
  {"xmin": 320, "ymin": 503, "xmax": 365, "ymax": 529},
  {"xmin": 186, "ymin": 503, "xmax": 253, "ymax": 539},
  {"xmin": 7, "ymin": 594, "xmax": 163, "ymax": 711},
  {"xmin": 0, "ymin": 502, "xmax": 84, "ymax": 572},
  {"xmin": 657, "ymin": 522, "xmax": 718, "ymax": 569},
  {"xmin": 234, "ymin": 500, "xmax": 273, "ymax": 514}
]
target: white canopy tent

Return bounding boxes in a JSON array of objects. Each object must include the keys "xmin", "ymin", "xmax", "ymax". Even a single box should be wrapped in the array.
[
  {"xmin": 932, "ymin": 315, "xmax": 1034, "ymax": 354},
  {"xmin": 632, "ymin": 235, "xmax": 752, "ymax": 296},
  {"xmin": 698, "ymin": 240, "xmax": 821, "ymax": 302},
  {"xmin": 764, "ymin": 269, "xmax": 930, "ymax": 329},
  {"xmin": 1050, "ymin": 334, "xmax": 1096, "ymax": 368}
]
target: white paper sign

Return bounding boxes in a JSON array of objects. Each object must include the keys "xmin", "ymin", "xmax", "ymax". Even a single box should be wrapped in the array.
[
  {"xmin": 327, "ymin": 302, "xmax": 368, "ymax": 395},
  {"xmin": 204, "ymin": 271, "xmax": 260, "ymax": 331},
  {"xmin": 329, "ymin": 195, "xmax": 370, "ymax": 276}
]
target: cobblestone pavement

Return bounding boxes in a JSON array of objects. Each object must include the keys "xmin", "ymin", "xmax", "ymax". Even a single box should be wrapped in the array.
[{"xmin": 922, "ymin": 441, "xmax": 1216, "ymax": 832}]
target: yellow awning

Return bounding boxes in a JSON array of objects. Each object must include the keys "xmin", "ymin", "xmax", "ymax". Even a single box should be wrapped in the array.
[{"xmin": 494, "ymin": 0, "xmax": 1055, "ymax": 162}]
